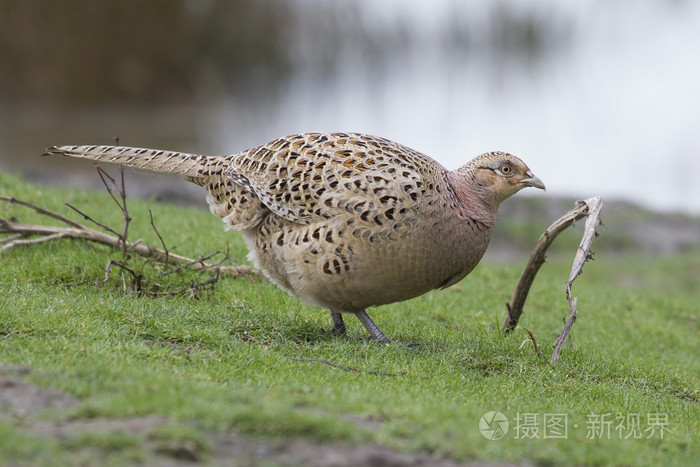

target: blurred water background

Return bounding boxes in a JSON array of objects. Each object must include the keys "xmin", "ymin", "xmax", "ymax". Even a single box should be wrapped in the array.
[{"xmin": 1, "ymin": 0, "xmax": 699, "ymax": 215}]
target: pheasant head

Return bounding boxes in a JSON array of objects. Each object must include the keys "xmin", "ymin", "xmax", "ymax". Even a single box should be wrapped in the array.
[
  {"xmin": 469, "ymin": 151, "xmax": 545, "ymax": 201},
  {"xmin": 448, "ymin": 151, "xmax": 545, "ymax": 226}
]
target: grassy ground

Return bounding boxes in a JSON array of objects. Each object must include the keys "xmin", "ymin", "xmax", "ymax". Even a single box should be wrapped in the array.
[{"xmin": 1, "ymin": 171, "xmax": 698, "ymax": 466}]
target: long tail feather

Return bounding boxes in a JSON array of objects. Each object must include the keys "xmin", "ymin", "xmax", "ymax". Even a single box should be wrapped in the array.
[{"xmin": 44, "ymin": 145, "xmax": 216, "ymax": 178}]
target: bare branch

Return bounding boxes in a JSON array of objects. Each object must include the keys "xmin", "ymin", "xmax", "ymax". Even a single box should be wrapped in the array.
[
  {"xmin": 95, "ymin": 165, "xmax": 121, "ymax": 210},
  {"xmin": 3, "ymin": 162, "xmax": 260, "ymax": 300},
  {"xmin": 502, "ymin": 199, "xmax": 597, "ymax": 334},
  {"xmin": 95, "ymin": 165, "xmax": 131, "ymax": 258},
  {"xmin": 517, "ymin": 326, "xmax": 543, "ymax": 359},
  {"xmin": 149, "ymin": 209, "xmax": 169, "ymax": 266},
  {"xmin": 1, "ymin": 196, "xmax": 86, "ymax": 229},
  {"xmin": 1, "ymin": 231, "xmax": 71, "ymax": 250},
  {"xmin": 99, "ymin": 259, "xmax": 143, "ymax": 293},
  {"xmin": 151, "ymin": 249, "xmax": 227, "ymax": 297},
  {"xmin": 65, "ymin": 202, "xmax": 122, "ymax": 238},
  {"xmin": 1, "ymin": 217, "xmax": 259, "ymax": 279},
  {"xmin": 294, "ymin": 358, "xmax": 399, "ymax": 376},
  {"xmin": 0, "ymin": 233, "xmax": 23, "ymax": 245},
  {"xmin": 160, "ymin": 251, "xmax": 220, "ymax": 277},
  {"xmin": 149, "ymin": 273, "xmax": 220, "ymax": 297},
  {"xmin": 551, "ymin": 197, "xmax": 603, "ymax": 364},
  {"xmin": 501, "ymin": 197, "xmax": 603, "ymax": 363}
]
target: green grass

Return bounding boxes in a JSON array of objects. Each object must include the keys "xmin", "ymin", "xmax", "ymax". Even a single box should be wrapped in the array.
[{"xmin": 1, "ymin": 171, "xmax": 698, "ymax": 466}]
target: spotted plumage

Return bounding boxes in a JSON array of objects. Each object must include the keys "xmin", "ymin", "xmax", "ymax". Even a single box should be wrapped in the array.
[{"xmin": 46, "ymin": 132, "xmax": 545, "ymax": 342}]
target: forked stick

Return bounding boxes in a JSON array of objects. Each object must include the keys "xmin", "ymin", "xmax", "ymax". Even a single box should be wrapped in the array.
[{"xmin": 502, "ymin": 197, "xmax": 603, "ymax": 363}]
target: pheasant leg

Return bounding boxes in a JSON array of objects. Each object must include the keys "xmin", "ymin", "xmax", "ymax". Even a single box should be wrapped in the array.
[
  {"xmin": 330, "ymin": 311, "xmax": 347, "ymax": 337},
  {"xmin": 355, "ymin": 310, "xmax": 390, "ymax": 343}
]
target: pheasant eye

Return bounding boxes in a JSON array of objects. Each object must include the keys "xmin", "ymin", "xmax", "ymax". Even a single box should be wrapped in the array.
[{"xmin": 500, "ymin": 165, "xmax": 512, "ymax": 174}]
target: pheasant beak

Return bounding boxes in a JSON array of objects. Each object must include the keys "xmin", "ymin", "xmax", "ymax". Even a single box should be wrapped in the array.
[{"xmin": 520, "ymin": 171, "xmax": 546, "ymax": 191}]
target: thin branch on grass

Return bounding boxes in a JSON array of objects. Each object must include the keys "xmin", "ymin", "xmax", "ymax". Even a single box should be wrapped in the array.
[
  {"xmin": 0, "ymin": 231, "xmax": 72, "ymax": 249},
  {"xmin": 550, "ymin": 197, "xmax": 604, "ymax": 364},
  {"xmin": 65, "ymin": 165, "xmax": 132, "ymax": 259},
  {"xmin": 2, "ymin": 160, "xmax": 252, "ymax": 297},
  {"xmin": 0, "ymin": 215, "xmax": 256, "ymax": 278},
  {"xmin": 82, "ymin": 164, "xmax": 234, "ymax": 296},
  {"xmin": 151, "ymin": 252, "xmax": 226, "ymax": 297},
  {"xmin": 100, "ymin": 259, "xmax": 143, "ymax": 292},
  {"xmin": 502, "ymin": 197, "xmax": 603, "ymax": 335},
  {"xmin": 149, "ymin": 209, "xmax": 169, "ymax": 266},
  {"xmin": 3, "ymin": 196, "xmax": 84, "ymax": 229},
  {"xmin": 294, "ymin": 358, "xmax": 399, "ymax": 377},
  {"xmin": 97, "ymin": 165, "xmax": 131, "ymax": 258},
  {"xmin": 517, "ymin": 326, "xmax": 543, "ymax": 359},
  {"xmin": 0, "ymin": 233, "xmax": 22, "ymax": 245},
  {"xmin": 64, "ymin": 202, "xmax": 123, "ymax": 241},
  {"xmin": 160, "ymin": 251, "xmax": 220, "ymax": 276},
  {"xmin": 151, "ymin": 273, "xmax": 220, "ymax": 298},
  {"xmin": 0, "ymin": 184, "xmax": 259, "ymax": 283},
  {"xmin": 99, "ymin": 257, "xmax": 224, "ymax": 298}
]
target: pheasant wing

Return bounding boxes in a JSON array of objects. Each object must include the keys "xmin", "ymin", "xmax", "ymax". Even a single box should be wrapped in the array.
[{"xmin": 225, "ymin": 132, "xmax": 442, "ymax": 225}]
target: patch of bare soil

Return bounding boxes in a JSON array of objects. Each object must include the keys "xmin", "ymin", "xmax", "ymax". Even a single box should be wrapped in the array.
[
  {"xmin": 209, "ymin": 434, "xmax": 512, "ymax": 467},
  {"xmin": 0, "ymin": 365, "xmax": 80, "ymax": 419},
  {"xmin": 0, "ymin": 365, "xmax": 517, "ymax": 467}
]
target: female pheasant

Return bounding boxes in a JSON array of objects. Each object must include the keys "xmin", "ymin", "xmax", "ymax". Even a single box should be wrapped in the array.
[{"xmin": 47, "ymin": 132, "xmax": 545, "ymax": 342}]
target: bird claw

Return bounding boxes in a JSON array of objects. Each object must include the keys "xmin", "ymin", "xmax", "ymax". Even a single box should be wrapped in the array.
[
  {"xmin": 355, "ymin": 310, "xmax": 391, "ymax": 344},
  {"xmin": 330, "ymin": 311, "xmax": 347, "ymax": 337}
]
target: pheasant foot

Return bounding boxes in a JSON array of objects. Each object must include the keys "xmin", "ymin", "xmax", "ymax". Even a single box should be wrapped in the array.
[
  {"xmin": 355, "ymin": 310, "xmax": 390, "ymax": 343},
  {"xmin": 330, "ymin": 311, "xmax": 347, "ymax": 337}
]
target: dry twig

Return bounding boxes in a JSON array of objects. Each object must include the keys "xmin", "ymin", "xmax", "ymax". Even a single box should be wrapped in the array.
[
  {"xmin": 99, "ymin": 259, "xmax": 143, "ymax": 292},
  {"xmin": 0, "ymin": 210, "xmax": 256, "ymax": 278},
  {"xmin": 2, "ymin": 160, "xmax": 261, "ymax": 289},
  {"xmin": 97, "ymin": 165, "xmax": 131, "ymax": 256},
  {"xmin": 550, "ymin": 197, "xmax": 603, "ymax": 364},
  {"xmin": 294, "ymin": 357, "xmax": 399, "ymax": 376},
  {"xmin": 517, "ymin": 326, "xmax": 543, "ymax": 359},
  {"xmin": 1, "ymin": 163, "xmax": 257, "ymax": 297},
  {"xmin": 502, "ymin": 197, "xmax": 602, "ymax": 334},
  {"xmin": 149, "ymin": 209, "xmax": 169, "ymax": 266},
  {"xmin": 501, "ymin": 197, "xmax": 603, "ymax": 364}
]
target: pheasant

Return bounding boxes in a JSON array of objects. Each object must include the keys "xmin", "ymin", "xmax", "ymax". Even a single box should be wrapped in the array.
[{"xmin": 46, "ymin": 132, "xmax": 545, "ymax": 343}]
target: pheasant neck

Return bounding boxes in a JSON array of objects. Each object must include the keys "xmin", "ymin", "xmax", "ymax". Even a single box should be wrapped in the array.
[{"xmin": 446, "ymin": 170, "xmax": 499, "ymax": 228}]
